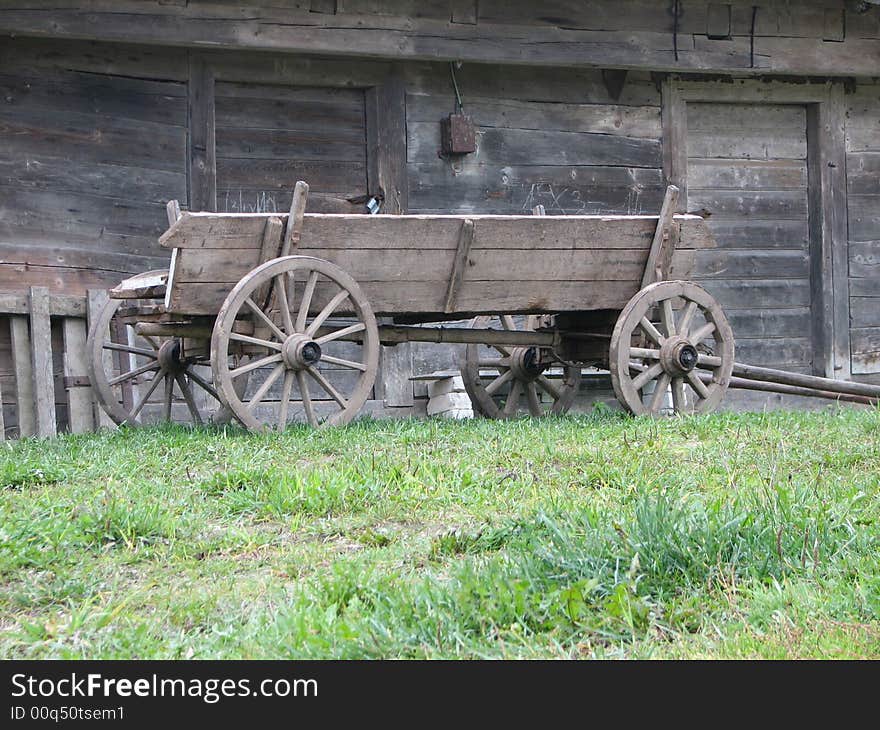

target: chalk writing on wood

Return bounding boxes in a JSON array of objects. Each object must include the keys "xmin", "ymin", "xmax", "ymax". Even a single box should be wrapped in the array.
[{"xmin": 222, "ymin": 190, "xmax": 279, "ymax": 214}]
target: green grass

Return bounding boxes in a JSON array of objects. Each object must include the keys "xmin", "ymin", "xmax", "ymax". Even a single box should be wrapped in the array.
[{"xmin": 0, "ymin": 409, "xmax": 878, "ymax": 659}]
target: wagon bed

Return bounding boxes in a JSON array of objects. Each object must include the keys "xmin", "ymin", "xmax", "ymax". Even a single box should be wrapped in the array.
[{"xmin": 159, "ymin": 211, "xmax": 716, "ymax": 318}]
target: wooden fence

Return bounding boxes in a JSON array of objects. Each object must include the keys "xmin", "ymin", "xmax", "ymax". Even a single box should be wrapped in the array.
[{"xmin": 0, "ymin": 287, "xmax": 112, "ymax": 440}]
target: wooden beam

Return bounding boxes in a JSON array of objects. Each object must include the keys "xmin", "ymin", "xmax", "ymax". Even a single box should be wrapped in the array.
[
  {"xmin": 661, "ymin": 78, "xmax": 687, "ymax": 208},
  {"xmin": 2, "ymin": 4, "xmax": 876, "ymax": 77},
  {"xmin": 62, "ymin": 317, "xmax": 95, "ymax": 434},
  {"xmin": 641, "ymin": 185, "xmax": 680, "ymax": 288},
  {"xmin": 188, "ymin": 52, "xmax": 216, "ymax": 212},
  {"xmin": 366, "ymin": 67, "xmax": 409, "ymax": 214},
  {"xmin": 28, "ymin": 286, "xmax": 56, "ymax": 437},
  {"xmin": 9, "ymin": 316, "xmax": 35, "ymax": 438},
  {"xmin": 281, "ymin": 181, "xmax": 310, "ymax": 256}
]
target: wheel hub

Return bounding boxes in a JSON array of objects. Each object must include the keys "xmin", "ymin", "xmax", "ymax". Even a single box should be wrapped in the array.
[
  {"xmin": 660, "ymin": 335, "xmax": 699, "ymax": 376},
  {"xmin": 282, "ymin": 333, "xmax": 322, "ymax": 370},
  {"xmin": 157, "ymin": 339, "xmax": 186, "ymax": 373},
  {"xmin": 508, "ymin": 346, "xmax": 547, "ymax": 382}
]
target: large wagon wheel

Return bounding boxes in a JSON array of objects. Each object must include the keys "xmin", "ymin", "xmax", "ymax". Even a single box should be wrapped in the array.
[
  {"xmin": 460, "ymin": 315, "xmax": 580, "ymax": 418},
  {"xmin": 609, "ymin": 280, "xmax": 734, "ymax": 416},
  {"xmin": 211, "ymin": 255, "xmax": 379, "ymax": 430},
  {"xmin": 87, "ymin": 298, "xmax": 219, "ymax": 425}
]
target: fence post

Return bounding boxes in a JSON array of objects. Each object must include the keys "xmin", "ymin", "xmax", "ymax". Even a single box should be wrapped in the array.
[
  {"xmin": 10, "ymin": 315, "xmax": 36, "ymax": 438},
  {"xmin": 62, "ymin": 317, "xmax": 95, "ymax": 434},
  {"xmin": 29, "ymin": 286, "xmax": 56, "ymax": 438}
]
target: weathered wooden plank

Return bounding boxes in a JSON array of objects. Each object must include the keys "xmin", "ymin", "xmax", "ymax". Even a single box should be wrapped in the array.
[
  {"xmin": 849, "ymin": 297, "xmax": 880, "ymax": 329},
  {"xmin": 169, "ymin": 244, "xmax": 695, "ymax": 285},
  {"xmin": 851, "ymin": 327, "xmax": 880, "ymax": 375},
  {"xmin": 849, "ymin": 240, "xmax": 880, "ymax": 279},
  {"xmin": 848, "ymin": 194, "xmax": 880, "ymax": 242},
  {"xmin": 699, "ymin": 278, "xmax": 811, "ymax": 309},
  {"xmin": 3, "ymin": 4, "xmax": 878, "ymax": 76},
  {"xmin": 688, "ymin": 189, "xmax": 808, "ymax": 220},
  {"xmin": 188, "ymin": 53, "xmax": 216, "ymax": 212},
  {"xmin": 9, "ymin": 316, "xmax": 36, "ymax": 437},
  {"xmin": 687, "ymin": 158, "xmax": 807, "ymax": 190},
  {"xmin": 408, "ymin": 162, "xmax": 665, "ymax": 215},
  {"xmin": 693, "ymin": 250, "xmax": 810, "ymax": 279},
  {"xmin": 378, "ymin": 340, "xmax": 414, "ymax": 407},
  {"xmin": 0, "ymin": 243, "xmax": 169, "ymax": 281},
  {"xmin": 444, "ymin": 218, "xmax": 475, "ymax": 313},
  {"xmin": 167, "ymin": 278, "xmax": 647, "ymax": 317},
  {"xmin": 28, "ymin": 286, "xmax": 56, "ymax": 437},
  {"xmin": 216, "ymin": 159, "xmax": 366, "ymax": 194},
  {"xmin": 215, "ymin": 89, "xmax": 365, "ymax": 131},
  {"xmin": 160, "ymin": 211, "xmax": 712, "ymax": 251},
  {"xmin": 406, "ymin": 93, "xmax": 661, "ymax": 138},
  {"xmin": 694, "ymin": 219, "xmax": 808, "ymax": 250},
  {"xmin": 61, "ymin": 316, "xmax": 94, "ymax": 434},
  {"xmin": 734, "ymin": 337, "xmax": 813, "ymax": 369},
  {"xmin": 0, "ymin": 292, "xmax": 86, "ymax": 317},
  {"xmin": 725, "ymin": 308, "xmax": 812, "ymax": 340},
  {"xmin": 408, "ymin": 123, "xmax": 662, "ymax": 167}
]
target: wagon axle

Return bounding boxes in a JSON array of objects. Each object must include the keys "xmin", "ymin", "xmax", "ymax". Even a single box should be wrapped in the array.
[{"xmin": 281, "ymin": 333, "xmax": 323, "ymax": 371}]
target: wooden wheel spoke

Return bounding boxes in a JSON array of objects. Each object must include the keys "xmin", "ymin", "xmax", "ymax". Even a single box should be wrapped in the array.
[
  {"xmin": 108, "ymin": 360, "xmax": 159, "ymax": 387},
  {"xmin": 315, "ymin": 322, "xmax": 366, "ymax": 345},
  {"xmin": 186, "ymin": 368, "xmax": 220, "ymax": 401},
  {"xmin": 649, "ymin": 373, "xmax": 671, "ymax": 412},
  {"xmin": 526, "ymin": 382, "xmax": 543, "ymax": 417},
  {"xmin": 278, "ymin": 370, "xmax": 294, "ymax": 430},
  {"xmin": 306, "ymin": 366, "xmax": 348, "ymax": 409},
  {"xmin": 244, "ymin": 297, "xmax": 286, "ymax": 342},
  {"xmin": 630, "ymin": 347, "xmax": 661, "ymax": 360},
  {"xmin": 678, "ymin": 300, "xmax": 698, "ymax": 337},
  {"xmin": 639, "ymin": 317, "xmax": 664, "ymax": 345},
  {"xmin": 672, "ymin": 377, "xmax": 686, "ymax": 414},
  {"xmin": 229, "ymin": 332, "xmax": 283, "ymax": 351},
  {"xmin": 176, "ymin": 373, "xmax": 203, "ymax": 425},
  {"xmin": 127, "ymin": 368, "xmax": 166, "ymax": 423},
  {"xmin": 103, "ymin": 341, "xmax": 157, "ymax": 358},
  {"xmin": 536, "ymin": 375, "xmax": 561, "ymax": 401},
  {"xmin": 320, "ymin": 354, "xmax": 366, "ymax": 371},
  {"xmin": 163, "ymin": 372, "xmax": 175, "ymax": 421},
  {"xmin": 687, "ymin": 371, "xmax": 711, "ymax": 400},
  {"xmin": 229, "ymin": 353, "xmax": 283, "ymax": 379},
  {"xmin": 306, "ymin": 289, "xmax": 350, "ymax": 337},
  {"xmin": 661, "ymin": 299, "xmax": 676, "ymax": 337},
  {"xmin": 478, "ymin": 358, "xmax": 509, "ymax": 369},
  {"xmin": 504, "ymin": 380, "xmax": 523, "ymax": 416},
  {"xmin": 276, "ymin": 273, "xmax": 294, "ymax": 336},
  {"xmin": 632, "ymin": 362, "xmax": 664, "ymax": 390},
  {"xmin": 247, "ymin": 363, "xmax": 285, "ymax": 411},
  {"xmin": 296, "ymin": 370, "xmax": 317, "ymax": 427},
  {"xmin": 689, "ymin": 321, "xmax": 716, "ymax": 345},
  {"xmin": 484, "ymin": 369, "xmax": 513, "ymax": 396},
  {"xmin": 295, "ymin": 270, "xmax": 319, "ymax": 333}
]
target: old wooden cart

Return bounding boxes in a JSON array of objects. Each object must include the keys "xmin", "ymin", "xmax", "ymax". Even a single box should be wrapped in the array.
[{"xmin": 87, "ymin": 183, "xmax": 737, "ymax": 429}]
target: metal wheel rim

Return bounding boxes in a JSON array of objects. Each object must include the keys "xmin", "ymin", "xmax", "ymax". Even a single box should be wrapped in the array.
[
  {"xmin": 211, "ymin": 255, "xmax": 379, "ymax": 430},
  {"xmin": 460, "ymin": 315, "xmax": 580, "ymax": 419},
  {"xmin": 609, "ymin": 280, "xmax": 734, "ymax": 416},
  {"xmin": 86, "ymin": 297, "xmax": 216, "ymax": 426}
]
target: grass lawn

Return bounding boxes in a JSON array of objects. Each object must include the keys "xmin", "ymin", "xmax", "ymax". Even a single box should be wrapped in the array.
[{"xmin": 1, "ymin": 408, "xmax": 878, "ymax": 659}]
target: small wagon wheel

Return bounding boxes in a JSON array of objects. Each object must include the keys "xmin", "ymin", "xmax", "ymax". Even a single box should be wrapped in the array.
[
  {"xmin": 460, "ymin": 315, "xmax": 580, "ymax": 419},
  {"xmin": 87, "ymin": 297, "xmax": 219, "ymax": 426},
  {"xmin": 211, "ymin": 255, "xmax": 379, "ymax": 430},
  {"xmin": 609, "ymin": 280, "xmax": 734, "ymax": 416}
]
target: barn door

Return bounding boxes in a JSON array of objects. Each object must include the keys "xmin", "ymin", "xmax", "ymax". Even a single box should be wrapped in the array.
[
  {"xmin": 214, "ymin": 82, "xmax": 369, "ymax": 214},
  {"xmin": 686, "ymin": 102, "xmax": 813, "ymax": 373}
]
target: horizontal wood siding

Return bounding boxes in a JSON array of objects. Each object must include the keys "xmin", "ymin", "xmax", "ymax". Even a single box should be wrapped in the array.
[
  {"xmin": 687, "ymin": 101, "xmax": 813, "ymax": 372},
  {"xmin": 847, "ymin": 81, "xmax": 880, "ymax": 374},
  {"xmin": 0, "ymin": 43, "xmax": 185, "ymax": 295},
  {"xmin": 214, "ymin": 82, "xmax": 368, "ymax": 214}
]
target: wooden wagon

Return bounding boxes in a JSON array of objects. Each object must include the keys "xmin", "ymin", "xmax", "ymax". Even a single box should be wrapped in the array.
[{"xmin": 86, "ymin": 182, "xmax": 735, "ymax": 429}]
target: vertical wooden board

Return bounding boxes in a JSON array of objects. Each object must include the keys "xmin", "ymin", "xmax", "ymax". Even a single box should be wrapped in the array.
[
  {"xmin": 61, "ymin": 317, "xmax": 94, "ymax": 434},
  {"xmin": 9, "ymin": 315, "xmax": 35, "ymax": 437},
  {"xmin": 188, "ymin": 53, "xmax": 216, "ymax": 212},
  {"xmin": 87, "ymin": 288, "xmax": 115, "ymax": 430},
  {"xmin": 0, "ymin": 354, "xmax": 4, "ymax": 439},
  {"xmin": 379, "ymin": 342, "xmax": 414, "ymax": 407},
  {"xmin": 366, "ymin": 68, "xmax": 409, "ymax": 214},
  {"xmin": 28, "ymin": 286, "xmax": 56, "ymax": 437}
]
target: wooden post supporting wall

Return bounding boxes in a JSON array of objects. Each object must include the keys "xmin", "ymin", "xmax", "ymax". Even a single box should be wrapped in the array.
[
  {"xmin": 188, "ymin": 53, "xmax": 216, "ymax": 213},
  {"xmin": 28, "ymin": 286, "xmax": 56, "ymax": 437}
]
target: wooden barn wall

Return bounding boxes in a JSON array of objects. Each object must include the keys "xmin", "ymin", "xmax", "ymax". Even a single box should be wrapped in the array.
[{"xmin": 847, "ymin": 80, "xmax": 880, "ymax": 378}]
